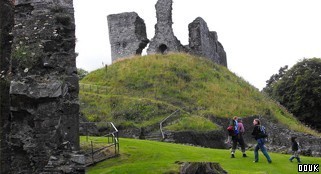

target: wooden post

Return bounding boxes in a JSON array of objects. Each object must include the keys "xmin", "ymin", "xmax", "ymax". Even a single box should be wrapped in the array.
[{"xmin": 91, "ymin": 141, "xmax": 94, "ymax": 164}]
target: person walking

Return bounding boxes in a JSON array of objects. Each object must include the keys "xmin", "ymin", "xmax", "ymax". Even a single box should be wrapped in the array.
[
  {"xmin": 237, "ymin": 117, "xmax": 247, "ymax": 157},
  {"xmin": 251, "ymin": 118, "xmax": 272, "ymax": 163},
  {"xmin": 230, "ymin": 116, "xmax": 239, "ymax": 158},
  {"xmin": 289, "ymin": 136, "xmax": 301, "ymax": 163}
]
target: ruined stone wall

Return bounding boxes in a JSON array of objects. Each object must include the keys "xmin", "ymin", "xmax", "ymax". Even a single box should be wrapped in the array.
[
  {"xmin": 215, "ymin": 37, "xmax": 227, "ymax": 67},
  {"xmin": 0, "ymin": 1, "xmax": 14, "ymax": 173},
  {"xmin": 147, "ymin": 0, "xmax": 185, "ymax": 54},
  {"xmin": 8, "ymin": 0, "xmax": 83, "ymax": 173},
  {"xmin": 188, "ymin": 18, "xmax": 217, "ymax": 62},
  {"xmin": 188, "ymin": 17, "xmax": 227, "ymax": 67},
  {"xmin": 107, "ymin": 12, "xmax": 149, "ymax": 62},
  {"xmin": 107, "ymin": 0, "xmax": 227, "ymax": 67}
]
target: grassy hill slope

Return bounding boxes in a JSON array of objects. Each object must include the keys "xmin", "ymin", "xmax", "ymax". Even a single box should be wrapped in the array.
[
  {"xmin": 80, "ymin": 53, "xmax": 317, "ymax": 135},
  {"xmin": 85, "ymin": 137, "xmax": 321, "ymax": 174}
]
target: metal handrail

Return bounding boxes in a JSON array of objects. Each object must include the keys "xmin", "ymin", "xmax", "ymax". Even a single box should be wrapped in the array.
[
  {"xmin": 110, "ymin": 122, "xmax": 118, "ymax": 132},
  {"xmin": 80, "ymin": 122, "xmax": 119, "ymax": 166},
  {"xmin": 160, "ymin": 110, "xmax": 180, "ymax": 139}
]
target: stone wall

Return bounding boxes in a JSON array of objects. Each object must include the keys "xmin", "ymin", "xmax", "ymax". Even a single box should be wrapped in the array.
[
  {"xmin": 107, "ymin": 0, "xmax": 228, "ymax": 67},
  {"xmin": 8, "ymin": 0, "xmax": 84, "ymax": 173},
  {"xmin": 0, "ymin": 0, "xmax": 14, "ymax": 173},
  {"xmin": 188, "ymin": 17, "xmax": 227, "ymax": 67},
  {"xmin": 107, "ymin": 12, "xmax": 149, "ymax": 62},
  {"xmin": 147, "ymin": 0, "xmax": 186, "ymax": 54}
]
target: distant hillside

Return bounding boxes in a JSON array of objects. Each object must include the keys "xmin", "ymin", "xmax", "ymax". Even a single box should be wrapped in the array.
[{"xmin": 80, "ymin": 53, "xmax": 317, "ymax": 136}]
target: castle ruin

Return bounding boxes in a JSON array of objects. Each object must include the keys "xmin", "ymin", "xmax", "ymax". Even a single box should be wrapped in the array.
[
  {"xmin": 147, "ymin": 0, "xmax": 186, "ymax": 54},
  {"xmin": 108, "ymin": 12, "xmax": 149, "ymax": 62},
  {"xmin": 1, "ymin": 0, "xmax": 84, "ymax": 173},
  {"xmin": 107, "ymin": 0, "xmax": 227, "ymax": 67},
  {"xmin": 188, "ymin": 17, "xmax": 227, "ymax": 67}
]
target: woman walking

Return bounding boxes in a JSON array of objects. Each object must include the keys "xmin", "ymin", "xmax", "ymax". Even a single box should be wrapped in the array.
[{"xmin": 251, "ymin": 118, "xmax": 272, "ymax": 163}]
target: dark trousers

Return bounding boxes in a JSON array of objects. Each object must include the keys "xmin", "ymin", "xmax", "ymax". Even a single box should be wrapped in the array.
[{"xmin": 231, "ymin": 134, "xmax": 246, "ymax": 153}]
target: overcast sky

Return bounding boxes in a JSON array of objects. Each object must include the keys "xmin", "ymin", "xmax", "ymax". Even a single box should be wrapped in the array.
[{"xmin": 74, "ymin": 0, "xmax": 321, "ymax": 90}]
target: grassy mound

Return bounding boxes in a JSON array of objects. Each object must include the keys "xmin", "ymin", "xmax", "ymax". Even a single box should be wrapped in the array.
[
  {"xmin": 80, "ymin": 53, "xmax": 317, "ymax": 135},
  {"xmin": 84, "ymin": 137, "xmax": 321, "ymax": 174}
]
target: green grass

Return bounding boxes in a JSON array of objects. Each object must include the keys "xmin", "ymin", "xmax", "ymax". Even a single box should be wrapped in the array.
[
  {"xmin": 84, "ymin": 137, "xmax": 321, "ymax": 174},
  {"xmin": 166, "ymin": 115, "xmax": 219, "ymax": 132},
  {"xmin": 80, "ymin": 53, "xmax": 320, "ymax": 136}
]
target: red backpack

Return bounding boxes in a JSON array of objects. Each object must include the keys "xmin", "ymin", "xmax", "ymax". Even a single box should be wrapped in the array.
[{"xmin": 227, "ymin": 125, "xmax": 234, "ymax": 136}]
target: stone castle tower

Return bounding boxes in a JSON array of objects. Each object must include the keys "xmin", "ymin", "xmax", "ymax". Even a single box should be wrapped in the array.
[{"xmin": 107, "ymin": 0, "xmax": 227, "ymax": 67}]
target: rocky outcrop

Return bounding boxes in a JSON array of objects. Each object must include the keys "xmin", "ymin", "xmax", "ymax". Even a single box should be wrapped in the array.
[
  {"xmin": 147, "ymin": 0, "xmax": 186, "ymax": 54},
  {"xmin": 188, "ymin": 18, "xmax": 227, "ymax": 67},
  {"xmin": 107, "ymin": 12, "xmax": 149, "ymax": 62},
  {"xmin": 0, "ymin": 0, "xmax": 14, "ymax": 173},
  {"xmin": 8, "ymin": 0, "xmax": 84, "ymax": 173},
  {"xmin": 180, "ymin": 162, "xmax": 227, "ymax": 174}
]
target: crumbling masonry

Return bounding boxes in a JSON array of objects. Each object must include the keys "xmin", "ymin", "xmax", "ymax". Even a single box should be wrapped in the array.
[
  {"xmin": 107, "ymin": 0, "xmax": 227, "ymax": 67},
  {"xmin": 0, "ymin": 0, "xmax": 14, "ymax": 173},
  {"xmin": 108, "ymin": 12, "xmax": 149, "ymax": 62},
  {"xmin": 1, "ymin": 0, "xmax": 84, "ymax": 173},
  {"xmin": 188, "ymin": 17, "xmax": 227, "ymax": 67},
  {"xmin": 147, "ymin": 0, "xmax": 186, "ymax": 54}
]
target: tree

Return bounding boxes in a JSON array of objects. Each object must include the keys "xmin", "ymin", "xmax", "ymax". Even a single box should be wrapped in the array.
[
  {"xmin": 263, "ymin": 65, "xmax": 288, "ymax": 94},
  {"xmin": 263, "ymin": 58, "xmax": 321, "ymax": 131},
  {"xmin": 77, "ymin": 68, "xmax": 89, "ymax": 80}
]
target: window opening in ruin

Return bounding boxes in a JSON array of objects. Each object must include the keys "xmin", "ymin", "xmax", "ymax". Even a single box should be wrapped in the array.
[
  {"xmin": 158, "ymin": 44, "xmax": 167, "ymax": 54},
  {"xmin": 136, "ymin": 41, "xmax": 148, "ymax": 55},
  {"xmin": 141, "ymin": 43, "xmax": 149, "ymax": 56}
]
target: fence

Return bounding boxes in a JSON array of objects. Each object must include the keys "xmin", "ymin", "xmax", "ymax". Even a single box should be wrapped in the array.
[
  {"xmin": 79, "ymin": 83, "xmax": 110, "ymax": 95},
  {"xmin": 79, "ymin": 82, "xmax": 173, "ymax": 99},
  {"xmin": 80, "ymin": 122, "xmax": 119, "ymax": 166}
]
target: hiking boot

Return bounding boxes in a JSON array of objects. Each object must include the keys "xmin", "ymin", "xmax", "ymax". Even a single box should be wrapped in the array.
[
  {"xmin": 242, "ymin": 154, "xmax": 247, "ymax": 157},
  {"xmin": 231, "ymin": 154, "xmax": 235, "ymax": 158},
  {"xmin": 268, "ymin": 160, "xmax": 272, "ymax": 164}
]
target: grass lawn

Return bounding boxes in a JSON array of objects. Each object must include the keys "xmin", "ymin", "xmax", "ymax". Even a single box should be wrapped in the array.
[{"xmin": 84, "ymin": 137, "xmax": 321, "ymax": 174}]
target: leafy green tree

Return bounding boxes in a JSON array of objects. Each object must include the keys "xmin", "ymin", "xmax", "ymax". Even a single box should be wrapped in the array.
[
  {"xmin": 77, "ymin": 68, "xmax": 89, "ymax": 80},
  {"xmin": 263, "ymin": 58, "xmax": 321, "ymax": 131},
  {"xmin": 263, "ymin": 65, "xmax": 288, "ymax": 94}
]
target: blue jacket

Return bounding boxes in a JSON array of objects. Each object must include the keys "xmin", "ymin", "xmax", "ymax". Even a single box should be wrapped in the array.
[{"xmin": 230, "ymin": 120, "xmax": 239, "ymax": 136}]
